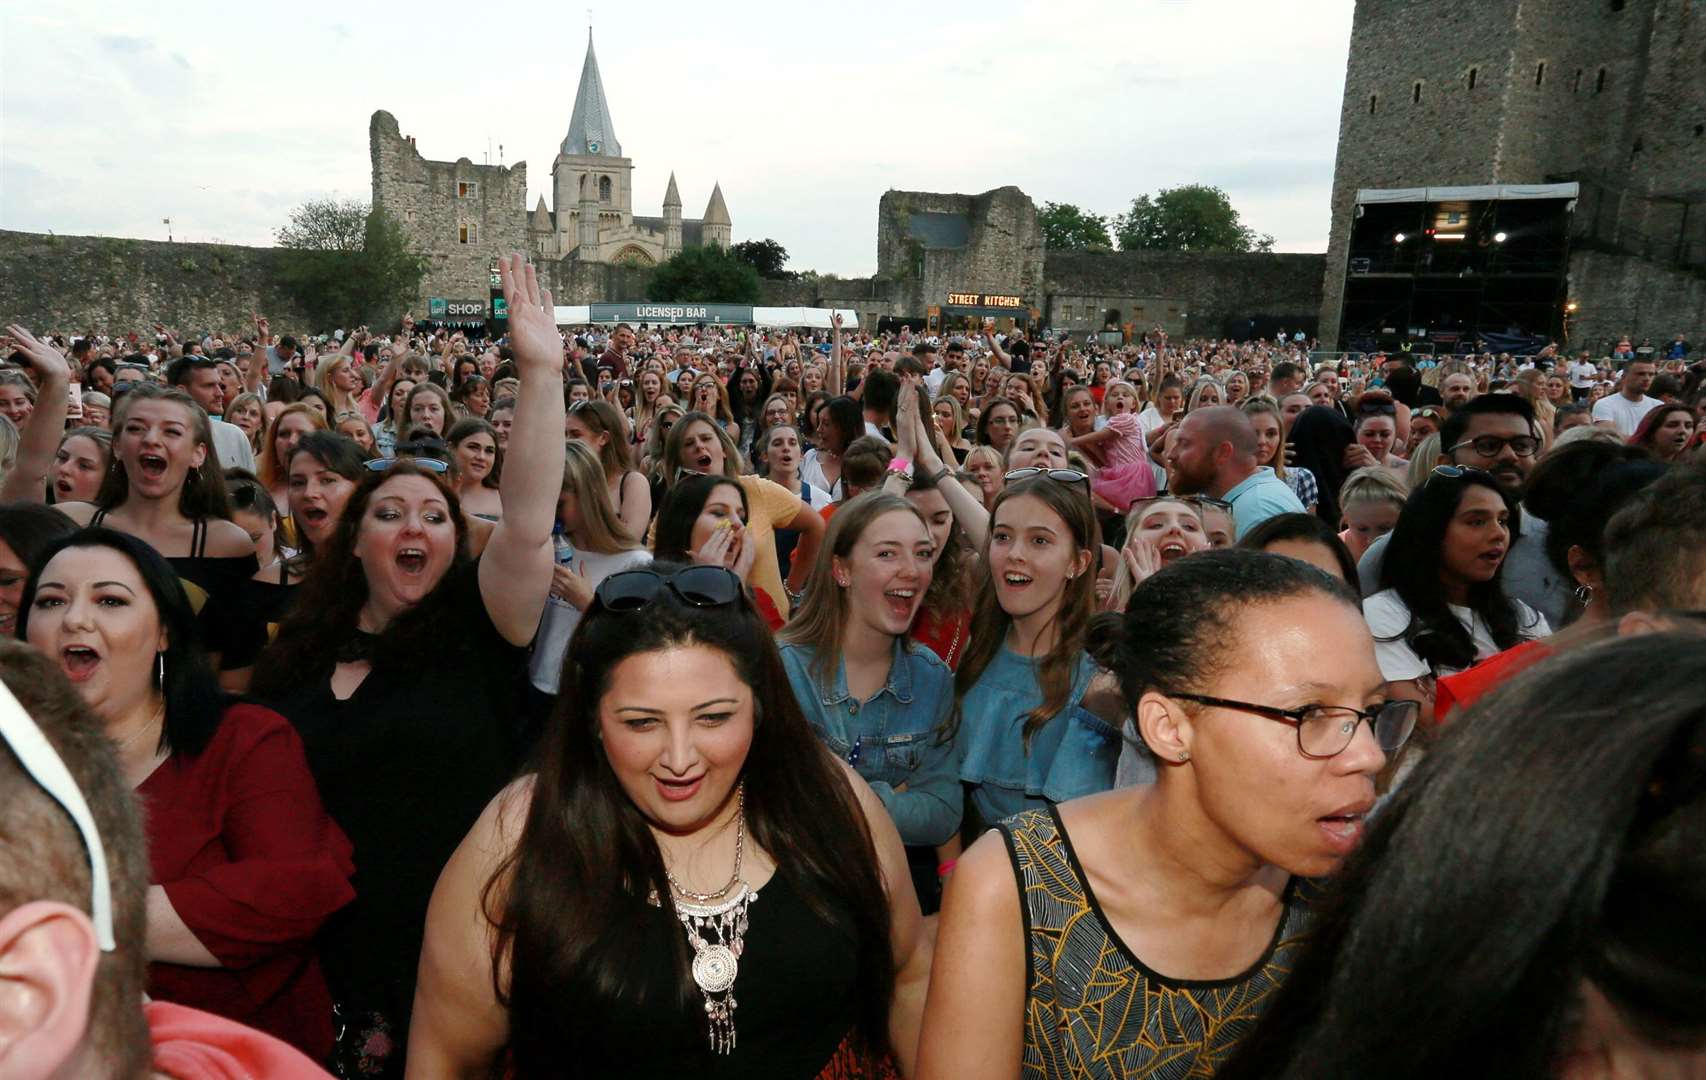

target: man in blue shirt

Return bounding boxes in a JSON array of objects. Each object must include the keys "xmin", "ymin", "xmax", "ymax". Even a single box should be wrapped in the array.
[{"xmin": 1167, "ymin": 405, "xmax": 1303, "ymax": 539}]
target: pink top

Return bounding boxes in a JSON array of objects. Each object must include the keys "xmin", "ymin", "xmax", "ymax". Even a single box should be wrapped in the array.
[
  {"xmin": 148, "ymin": 1000, "xmax": 335, "ymax": 1080},
  {"xmin": 1101, "ymin": 411, "xmax": 1149, "ymax": 467}
]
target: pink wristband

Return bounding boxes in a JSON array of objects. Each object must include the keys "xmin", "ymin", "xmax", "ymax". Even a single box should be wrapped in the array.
[{"xmin": 936, "ymin": 859, "xmax": 958, "ymax": 878}]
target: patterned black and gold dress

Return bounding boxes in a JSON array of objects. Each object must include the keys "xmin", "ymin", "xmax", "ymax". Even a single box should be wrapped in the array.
[{"xmin": 999, "ymin": 806, "xmax": 1315, "ymax": 1079}]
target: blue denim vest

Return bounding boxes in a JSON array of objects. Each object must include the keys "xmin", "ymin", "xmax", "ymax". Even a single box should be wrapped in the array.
[
  {"xmin": 779, "ymin": 639, "xmax": 961, "ymax": 847},
  {"xmin": 956, "ymin": 648, "xmax": 1119, "ymax": 826}
]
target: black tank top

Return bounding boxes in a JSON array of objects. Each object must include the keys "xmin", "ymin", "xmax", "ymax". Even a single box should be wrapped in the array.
[{"xmin": 565, "ymin": 871, "xmax": 865, "ymax": 1078}]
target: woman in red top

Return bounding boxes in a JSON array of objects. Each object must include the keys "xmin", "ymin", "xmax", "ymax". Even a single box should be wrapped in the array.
[{"xmin": 20, "ymin": 527, "xmax": 354, "ymax": 1060}]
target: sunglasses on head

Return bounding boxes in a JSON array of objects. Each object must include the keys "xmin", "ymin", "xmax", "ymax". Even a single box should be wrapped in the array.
[
  {"xmin": 1005, "ymin": 467, "xmax": 1089, "ymax": 488},
  {"xmin": 365, "ymin": 455, "xmax": 450, "ymax": 474},
  {"xmin": 595, "ymin": 566, "xmax": 745, "ymax": 611},
  {"xmin": 1135, "ymin": 493, "xmax": 1233, "ymax": 512},
  {"xmin": 1430, "ymin": 464, "xmax": 1498, "ymax": 482}
]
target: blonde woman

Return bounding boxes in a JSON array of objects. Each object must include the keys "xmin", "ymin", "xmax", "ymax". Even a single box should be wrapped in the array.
[
  {"xmin": 528, "ymin": 440, "xmax": 651, "ymax": 698},
  {"xmin": 314, "ymin": 351, "xmax": 363, "ymax": 419},
  {"xmin": 932, "ymin": 396, "xmax": 973, "ymax": 462},
  {"xmin": 565, "ymin": 399, "xmax": 650, "ymax": 537},
  {"xmin": 1244, "ymin": 397, "xmax": 1318, "ymax": 512},
  {"xmin": 1337, "ymin": 465, "xmax": 1409, "ymax": 561},
  {"xmin": 1513, "ymin": 368, "xmax": 1557, "ymax": 447},
  {"xmin": 225, "ymin": 392, "xmax": 267, "ymax": 453},
  {"xmin": 640, "ymin": 402, "xmax": 684, "ymax": 478},
  {"xmin": 1405, "ymin": 434, "xmax": 1441, "ymax": 492},
  {"xmin": 962, "ymin": 444, "xmax": 1004, "ymax": 511}
]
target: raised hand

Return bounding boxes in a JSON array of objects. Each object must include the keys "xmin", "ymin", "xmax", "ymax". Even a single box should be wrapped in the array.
[
  {"xmin": 4, "ymin": 325, "xmax": 71, "ymax": 385},
  {"xmin": 497, "ymin": 253, "xmax": 562, "ymax": 377},
  {"xmin": 1122, "ymin": 535, "xmax": 1162, "ymax": 587}
]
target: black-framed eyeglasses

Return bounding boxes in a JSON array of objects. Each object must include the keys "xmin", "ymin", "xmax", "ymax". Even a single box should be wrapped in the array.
[
  {"xmin": 1447, "ymin": 434, "xmax": 1540, "ymax": 458},
  {"xmin": 1165, "ymin": 691, "xmax": 1418, "ymax": 759},
  {"xmin": 364, "ymin": 455, "xmax": 450, "ymax": 474},
  {"xmin": 595, "ymin": 566, "xmax": 744, "ymax": 611},
  {"xmin": 1005, "ymin": 467, "xmax": 1089, "ymax": 489}
]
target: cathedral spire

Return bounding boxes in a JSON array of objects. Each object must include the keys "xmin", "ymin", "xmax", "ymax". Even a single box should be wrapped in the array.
[{"xmin": 561, "ymin": 29, "xmax": 621, "ymax": 157}]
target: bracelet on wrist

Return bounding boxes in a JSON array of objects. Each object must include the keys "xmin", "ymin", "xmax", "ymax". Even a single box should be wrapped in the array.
[{"xmin": 936, "ymin": 859, "xmax": 958, "ymax": 878}]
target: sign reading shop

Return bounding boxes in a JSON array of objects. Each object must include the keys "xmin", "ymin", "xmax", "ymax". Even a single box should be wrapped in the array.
[
  {"xmin": 946, "ymin": 292, "xmax": 1026, "ymax": 309},
  {"xmin": 427, "ymin": 298, "xmax": 488, "ymax": 318}
]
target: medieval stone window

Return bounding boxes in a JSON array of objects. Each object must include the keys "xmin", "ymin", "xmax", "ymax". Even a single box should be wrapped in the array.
[
  {"xmin": 1062, "ymin": 306, "xmax": 1074, "ymax": 321},
  {"xmin": 1369, "ymin": 94, "xmax": 1378, "ymax": 115},
  {"xmin": 457, "ymin": 180, "xmax": 478, "ymax": 199},
  {"xmin": 459, "ymin": 222, "xmax": 480, "ymax": 245},
  {"xmin": 1412, "ymin": 81, "xmax": 1423, "ymax": 104},
  {"xmin": 1535, "ymin": 62, "xmax": 1546, "ymax": 87},
  {"xmin": 1596, "ymin": 67, "xmax": 1607, "ymax": 93},
  {"xmin": 1468, "ymin": 67, "xmax": 1477, "ymax": 90},
  {"xmin": 599, "ymin": 176, "xmax": 612, "ymax": 204}
]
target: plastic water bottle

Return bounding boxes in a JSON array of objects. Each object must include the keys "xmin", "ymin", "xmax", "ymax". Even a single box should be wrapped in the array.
[{"xmin": 549, "ymin": 528, "xmax": 576, "ymax": 609}]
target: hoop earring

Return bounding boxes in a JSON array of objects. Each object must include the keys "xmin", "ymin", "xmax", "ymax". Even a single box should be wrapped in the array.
[
  {"xmin": 1574, "ymin": 583, "xmax": 1594, "ymax": 606},
  {"xmin": 155, "ymin": 652, "xmax": 165, "ymax": 689}
]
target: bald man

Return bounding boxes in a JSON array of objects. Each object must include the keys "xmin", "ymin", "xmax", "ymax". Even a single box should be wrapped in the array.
[{"xmin": 1167, "ymin": 405, "xmax": 1303, "ymax": 539}]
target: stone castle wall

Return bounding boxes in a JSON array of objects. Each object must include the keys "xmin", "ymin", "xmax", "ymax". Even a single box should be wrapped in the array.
[
  {"xmin": 0, "ymin": 230, "xmax": 309, "ymax": 333},
  {"xmin": 370, "ymin": 110, "xmax": 528, "ymax": 305},
  {"xmin": 877, "ymin": 188, "xmax": 1046, "ymax": 317},
  {"xmin": 1320, "ymin": 0, "xmax": 1706, "ymax": 347},
  {"xmin": 1044, "ymin": 252, "xmax": 1327, "ymax": 340}
]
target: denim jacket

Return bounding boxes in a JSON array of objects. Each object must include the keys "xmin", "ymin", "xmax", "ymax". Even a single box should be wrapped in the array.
[
  {"xmin": 779, "ymin": 639, "xmax": 961, "ymax": 846},
  {"xmin": 956, "ymin": 648, "xmax": 1119, "ymax": 827}
]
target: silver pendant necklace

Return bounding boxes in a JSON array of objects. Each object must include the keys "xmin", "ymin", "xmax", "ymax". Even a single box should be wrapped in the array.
[{"xmin": 659, "ymin": 784, "xmax": 757, "ymax": 1054}]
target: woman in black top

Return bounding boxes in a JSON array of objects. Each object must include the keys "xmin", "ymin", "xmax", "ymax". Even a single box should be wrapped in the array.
[
  {"xmin": 251, "ymin": 254, "xmax": 564, "ymax": 1077},
  {"xmin": 56, "ymin": 383, "xmax": 260, "ymax": 688},
  {"xmin": 408, "ymin": 564, "xmax": 932, "ymax": 1078}
]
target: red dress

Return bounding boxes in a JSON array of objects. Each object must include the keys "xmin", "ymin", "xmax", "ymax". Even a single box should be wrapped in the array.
[
  {"xmin": 140, "ymin": 703, "xmax": 356, "ymax": 1061},
  {"xmin": 910, "ymin": 605, "xmax": 971, "ymax": 671}
]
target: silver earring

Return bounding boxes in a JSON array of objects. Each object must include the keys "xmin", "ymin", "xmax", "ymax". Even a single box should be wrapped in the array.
[
  {"xmin": 156, "ymin": 652, "xmax": 165, "ymax": 689},
  {"xmin": 1177, "ymin": 751, "xmax": 1190, "ymax": 763},
  {"xmin": 1574, "ymin": 584, "xmax": 1594, "ymax": 606}
]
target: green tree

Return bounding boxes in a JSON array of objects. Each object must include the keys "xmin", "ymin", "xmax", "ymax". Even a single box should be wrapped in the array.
[
  {"xmin": 274, "ymin": 201, "xmax": 427, "ymax": 327},
  {"xmin": 730, "ymin": 238, "xmax": 795, "ymax": 279},
  {"xmin": 1112, "ymin": 185, "xmax": 1275, "ymax": 253},
  {"xmin": 647, "ymin": 244, "xmax": 762, "ymax": 304},
  {"xmin": 1038, "ymin": 202, "xmax": 1112, "ymax": 250},
  {"xmin": 275, "ymin": 198, "xmax": 369, "ymax": 251}
]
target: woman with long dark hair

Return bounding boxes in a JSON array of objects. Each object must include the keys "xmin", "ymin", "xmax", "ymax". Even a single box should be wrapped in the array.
[
  {"xmin": 1364, "ymin": 468, "xmax": 1550, "ymax": 712},
  {"xmin": 284, "ymin": 431, "xmax": 364, "ymax": 568},
  {"xmin": 920, "ymin": 550, "xmax": 1413, "ymax": 1078},
  {"xmin": 408, "ymin": 562, "xmax": 931, "ymax": 1076},
  {"xmin": 250, "ymin": 255, "xmax": 564, "ymax": 1075},
  {"xmin": 447, "ymin": 416, "xmax": 503, "ymax": 522},
  {"xmin": 1216, "ymin": 632, "xmax": 1706, "ymax": 1080},
  {"xmin": 1628, "ymin": 401, "xmax": 1697, "ymax": 462},
  {"xmin": 0, "ymin": 502, "xmax": 77, "ymax": 636},
  {"xmin": 20, "ymin": 528, "xmax": 354, "ymax": 1059},
  {"xmin": 1287, "ymin": 404, "xmax": 1356, "ymax": 527}
]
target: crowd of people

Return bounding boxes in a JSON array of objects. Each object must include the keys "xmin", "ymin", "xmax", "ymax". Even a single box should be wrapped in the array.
[{"xmin": 0, "ymin": 262, "xmax": 1702, "ymax": 1079}]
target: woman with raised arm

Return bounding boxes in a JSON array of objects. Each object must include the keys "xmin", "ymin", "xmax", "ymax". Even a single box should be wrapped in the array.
[
  {"xmin": 250, "ymin": 253, "xmax": 564, "ymax": 1077},
  {"xmin": 1, "ymin": 325, "xmax": 74, "ymax": 504}
]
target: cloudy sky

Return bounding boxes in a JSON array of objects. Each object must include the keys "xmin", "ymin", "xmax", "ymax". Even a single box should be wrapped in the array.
[{"xmin": 2, "ymin": 0, "xmax": 1354, "ymax": 276}]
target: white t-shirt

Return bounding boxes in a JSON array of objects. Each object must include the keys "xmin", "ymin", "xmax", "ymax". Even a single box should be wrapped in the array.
[
  {"xmin": 529, "ymin": 547, "xmax": 653, "ymax": 693},
  {"xmin": 1363, "ymin": 588, "xmax": 1551, "ymax": 682},
  {"xmin": 799, "ymin": 449, "xmax": 845, "ymax": 502},
  {"xmin": 1567, "ymin": 359, "xmax": 1598, "ymax": 388},
  {"xmin": 1590, "ymin": 393, "xmax": 1662, "ymax": 437}
]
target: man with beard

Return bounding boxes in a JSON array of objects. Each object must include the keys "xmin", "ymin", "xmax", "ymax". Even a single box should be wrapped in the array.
[
  {"xmin": 1440, "ymin": 371, "xmax": 1477, "ymax": 412},
  {"xmin": 1167, "ymin": 405, "xmax": 1303, "ymax": 539},
  {"xmin": 1357, "ymin": 394, "xmax": 1569, "ymax": 625}
]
